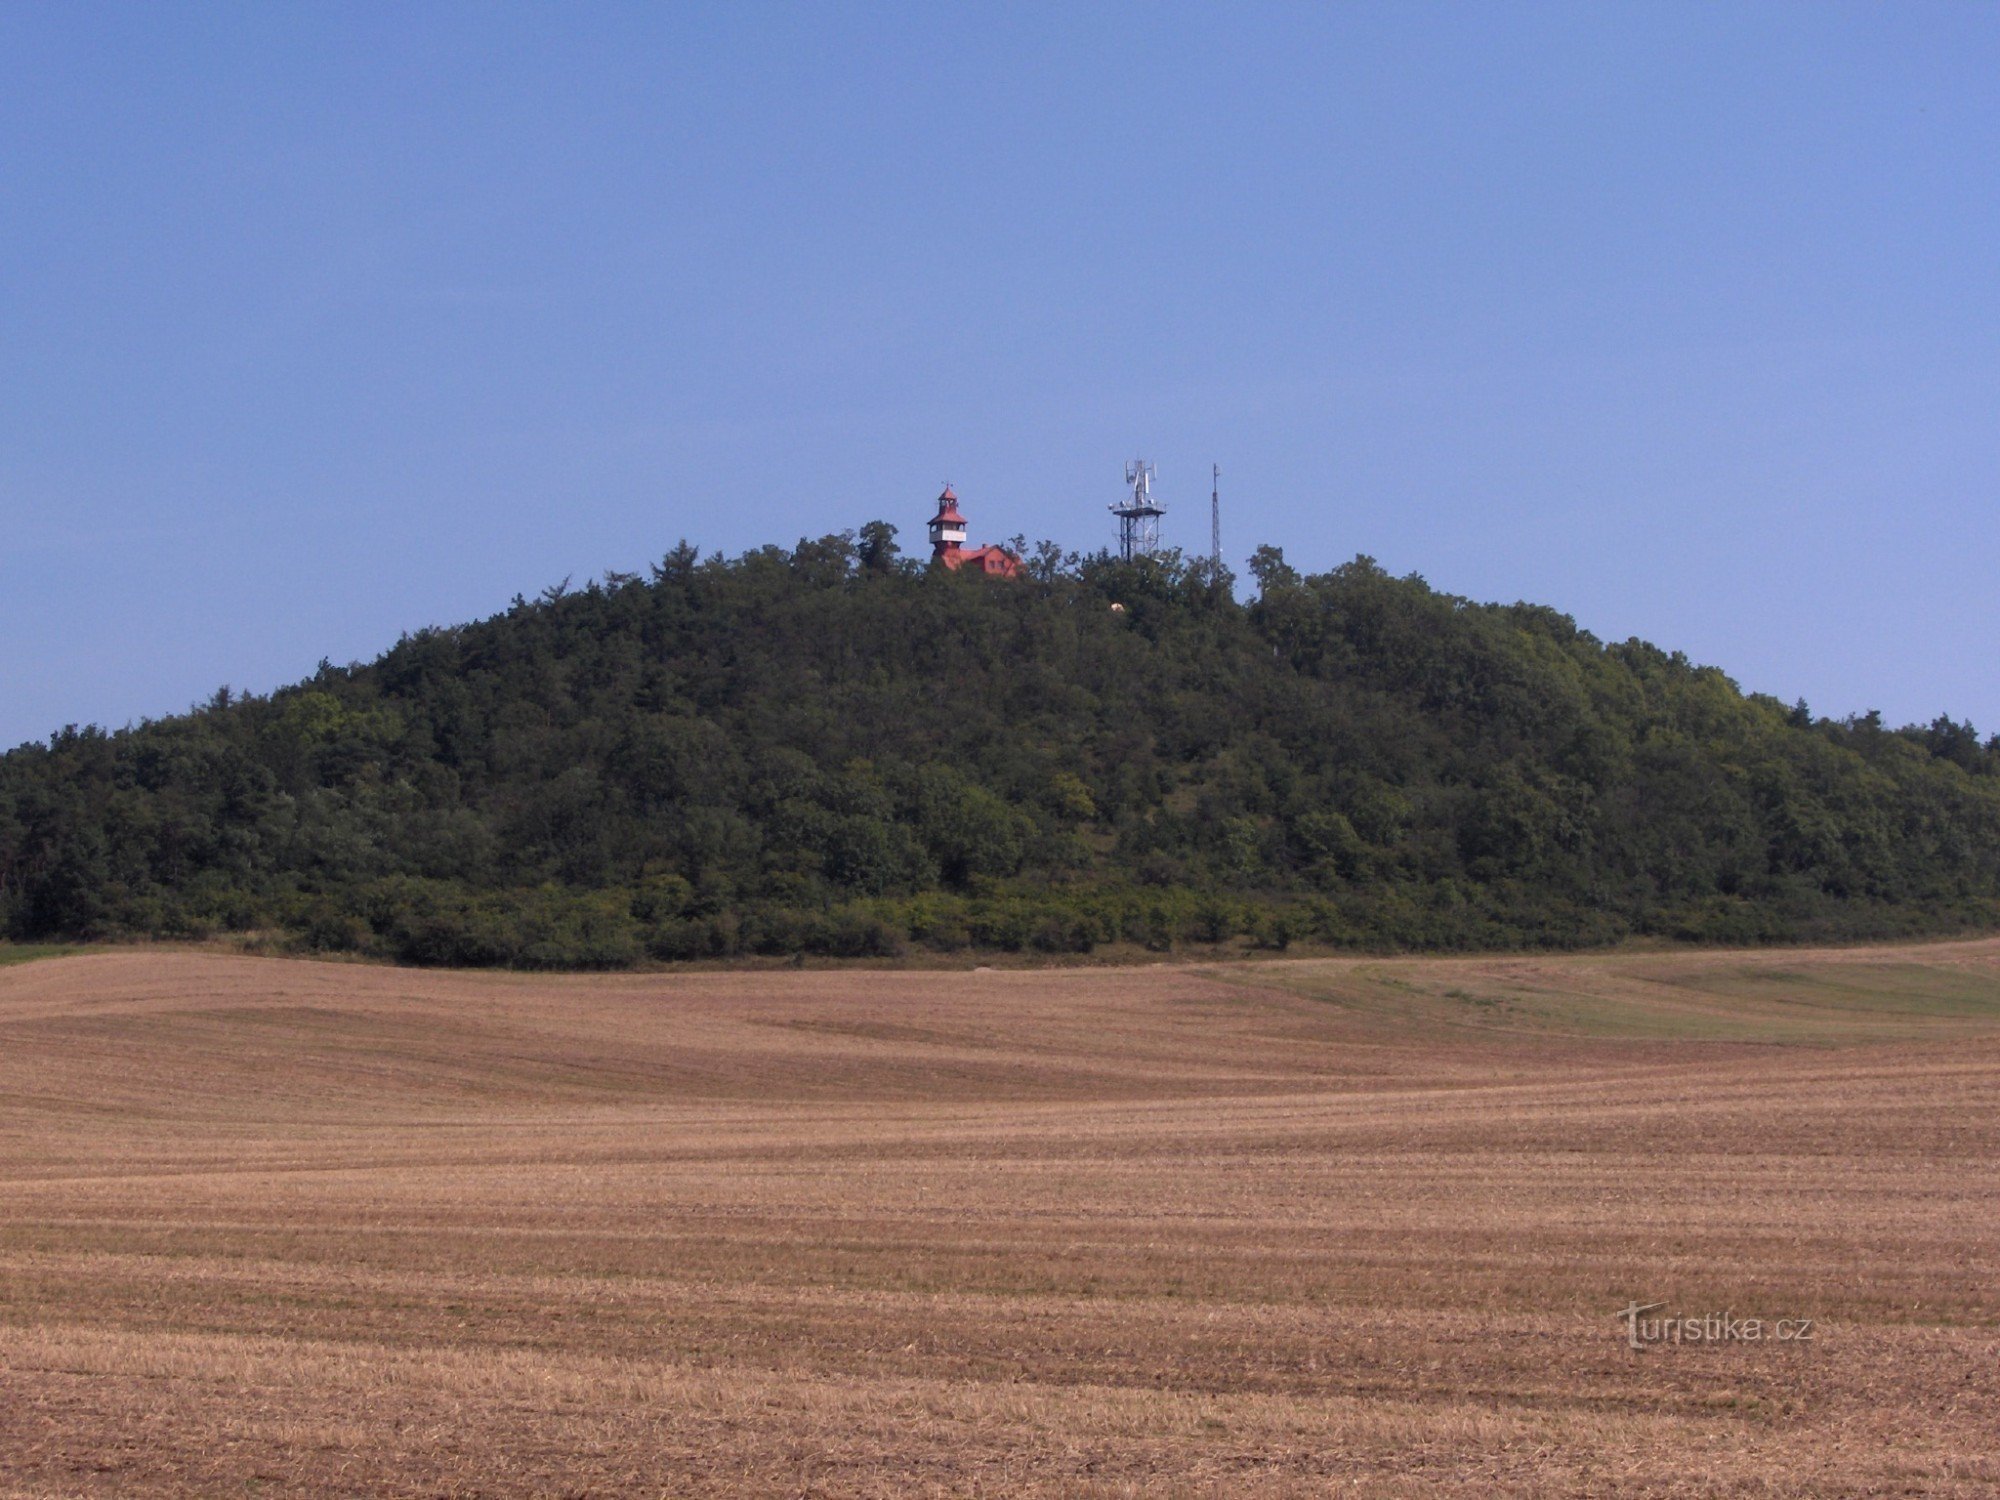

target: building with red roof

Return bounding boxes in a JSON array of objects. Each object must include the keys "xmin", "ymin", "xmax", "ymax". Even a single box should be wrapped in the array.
[{"xmin": 926, "ymin": 486, "xmax": 1022, "ymax": 578}]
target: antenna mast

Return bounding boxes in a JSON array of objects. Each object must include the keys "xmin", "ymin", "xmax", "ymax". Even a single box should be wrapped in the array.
[
  {"xmin": 1110, "ymin": 458, "xmax": 1164, "ymax": 561},
  {"xmin": 1210, "ymin": 464, "xmax": 1221, "ymax": 572}
]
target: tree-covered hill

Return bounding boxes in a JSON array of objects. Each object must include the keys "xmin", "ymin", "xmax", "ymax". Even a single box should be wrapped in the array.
[{"xmin": 5, "ymin": 529, "xmax": 1998, "ymax": 966}]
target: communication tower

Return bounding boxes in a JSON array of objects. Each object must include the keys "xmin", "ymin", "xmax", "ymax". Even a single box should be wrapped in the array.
[{"xmin": 1110, "ymin": 459, "xmax": 1164, "ymax": 561}]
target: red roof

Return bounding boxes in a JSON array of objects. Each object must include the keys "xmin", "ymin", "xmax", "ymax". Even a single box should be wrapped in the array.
[{"xmin": 955, "ymin": 544, "xmax": 1022, "ymax": 579}]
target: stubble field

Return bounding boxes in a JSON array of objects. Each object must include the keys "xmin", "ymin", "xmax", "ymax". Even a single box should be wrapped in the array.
[{"xmin": 1, "ymin": 941, "xmax": 1997, "ymax": 1497}]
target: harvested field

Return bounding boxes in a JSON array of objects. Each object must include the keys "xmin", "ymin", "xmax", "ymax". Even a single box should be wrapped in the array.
[{"xmin": 2, "ymin": 942, "xmax": 1998, "ymax": 1497}]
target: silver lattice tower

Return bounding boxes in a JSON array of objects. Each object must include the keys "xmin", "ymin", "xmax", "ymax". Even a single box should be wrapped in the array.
[{"xmin": 1110, "ymin": 459, "xmax": 1164, "ymax": 561}]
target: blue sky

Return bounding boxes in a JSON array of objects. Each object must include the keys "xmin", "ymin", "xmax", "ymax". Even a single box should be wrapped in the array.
[{"xmin": 4, "ymin": 3, "xmax": 1996, "ymax": 747}]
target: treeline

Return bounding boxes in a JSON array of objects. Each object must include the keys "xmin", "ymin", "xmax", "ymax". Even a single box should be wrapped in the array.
[{"xmin": 4, "ymin": 527, "xmax": 1999, "ymax": 966}]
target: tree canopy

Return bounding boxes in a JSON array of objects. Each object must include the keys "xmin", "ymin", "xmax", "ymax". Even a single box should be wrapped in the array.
[{"xmin": 4, "ymin": 531, "xmax": 1997, "ymax": 966}]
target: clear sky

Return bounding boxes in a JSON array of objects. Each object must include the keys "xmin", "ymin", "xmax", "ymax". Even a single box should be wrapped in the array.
[{"xmin": 4, "ymin": 3, "xmax": 1996, "ymax": 748}]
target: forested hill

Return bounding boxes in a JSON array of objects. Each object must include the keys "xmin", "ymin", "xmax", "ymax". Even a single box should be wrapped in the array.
[{"xmin": 5, "ymin": 530, "xmax": 1999, "ymax": 967}]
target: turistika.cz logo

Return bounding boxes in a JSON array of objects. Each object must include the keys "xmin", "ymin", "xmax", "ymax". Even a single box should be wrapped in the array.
[{"xmin": 1614, "ymin": 1302, "xmax": 1817, "ymax": 1351}]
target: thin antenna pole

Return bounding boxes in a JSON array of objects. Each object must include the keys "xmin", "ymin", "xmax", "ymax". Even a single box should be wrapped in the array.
[{"xmin": 1210, "ymin": 464, "xmax": 1221, "ymax": 573}]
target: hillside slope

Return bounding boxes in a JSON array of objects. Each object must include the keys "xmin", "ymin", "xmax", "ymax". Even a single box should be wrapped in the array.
[{"xmin": 3, "ymin": 534, "xmax": 1998, "ymax": 964}]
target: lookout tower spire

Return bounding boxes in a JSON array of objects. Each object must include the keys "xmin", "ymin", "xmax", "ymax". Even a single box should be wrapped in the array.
[{"xmin": 928, "ymin": 484, "xmax": 968, "ymax": 565}]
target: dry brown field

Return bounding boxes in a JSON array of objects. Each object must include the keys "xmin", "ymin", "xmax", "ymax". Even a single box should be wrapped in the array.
[{"xmin": 2, "ymin": 941, "xmax": 1998, "ymax": 1497}]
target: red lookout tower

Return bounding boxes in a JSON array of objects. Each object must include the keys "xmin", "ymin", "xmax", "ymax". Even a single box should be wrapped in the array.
[{"xmin": 927, "ymin": 485, "xmax": 1022, "ymax": 578}]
